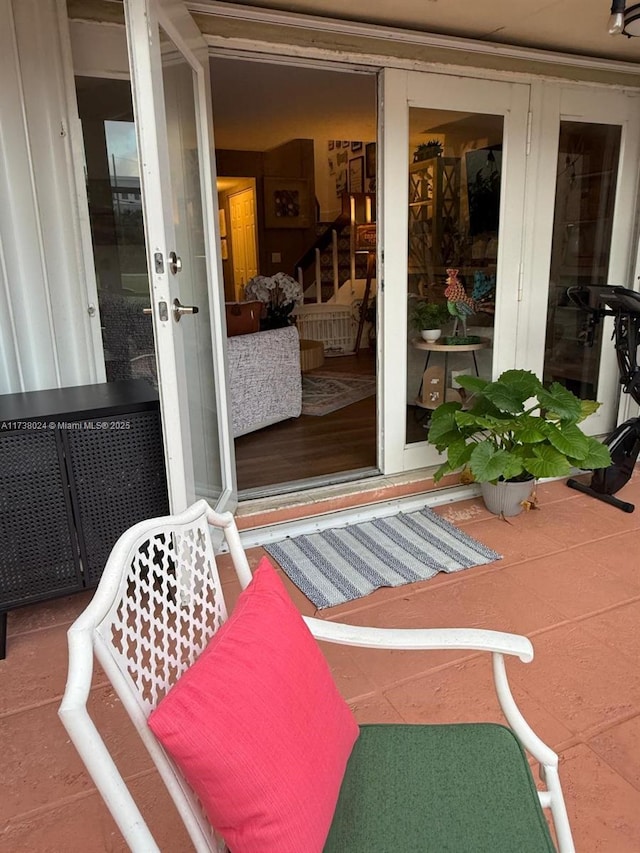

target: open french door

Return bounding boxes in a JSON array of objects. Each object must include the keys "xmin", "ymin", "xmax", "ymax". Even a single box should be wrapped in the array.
[{"xmin": 123, "ymin": 0, "xmax": 235, "ymax": 512}]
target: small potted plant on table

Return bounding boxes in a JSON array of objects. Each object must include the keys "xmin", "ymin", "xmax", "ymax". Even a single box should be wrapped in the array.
[
  {"xmin": 410, "ymin": 301, "xmax": 451, "ymax": 343},
  {"xmin": 426, "ymin": 369, "xmax": 612, "ymax": 517}
]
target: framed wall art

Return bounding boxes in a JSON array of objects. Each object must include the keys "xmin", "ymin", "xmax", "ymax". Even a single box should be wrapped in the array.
[
  {"xmin": 349, "ymin": 156, "xmax": 364, "ymax": 193},
  {"xmin": 263, "ymin": 177, "xmax": 312, "ymax": 228}
]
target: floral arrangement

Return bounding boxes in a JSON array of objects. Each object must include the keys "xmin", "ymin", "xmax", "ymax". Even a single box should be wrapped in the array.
[{"xmin": 244, "ymin": 272, "xmax": 303, "ymax": 330}]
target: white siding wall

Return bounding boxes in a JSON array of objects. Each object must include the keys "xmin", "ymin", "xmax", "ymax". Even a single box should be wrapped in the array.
[{"xmin": 0, "ymin": 0, "xmax": 103, "ymax": 394}]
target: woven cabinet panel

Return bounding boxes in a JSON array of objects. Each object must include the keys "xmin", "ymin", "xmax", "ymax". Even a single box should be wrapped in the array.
[
  {"xmin": 63, "ymin": 412, "xmax": 169, "ymax": 586},
  {"xmin": 0, "ymin": 430, "xmax": 82, "ymax": 607}
]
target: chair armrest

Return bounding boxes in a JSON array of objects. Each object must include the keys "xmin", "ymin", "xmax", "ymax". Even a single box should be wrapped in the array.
[{"xmin": 303, "ymin": 617, "xmax": 533, "ymax": 662}]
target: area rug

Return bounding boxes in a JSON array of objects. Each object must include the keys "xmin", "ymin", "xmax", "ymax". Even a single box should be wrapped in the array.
[
  {"xmin": 265, "ymin": 508, "xmax": 501, "ymax": 608},
  {"xmin": 301, "ymin": 371, "xmax": 376, "ymax": 416}
]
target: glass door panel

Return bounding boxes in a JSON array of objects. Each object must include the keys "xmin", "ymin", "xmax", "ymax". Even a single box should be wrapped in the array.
[
  {"xmin": 406, "ymin": 109, "xmax": 502, "ymax": 444},
  {"xmin": 161, "ymin": 33, "xmax": 223, "ymax": 502},
  {"xmin": 380, "ymin": 69, "xmax": 529, "ymax": 476},
  {"xmin": 124, "ymin": 0, "xmax": 233, "ymax": 511},
  {"xmin": 543, "ymin": 122, "xmax": 621, "ymax": 399}
]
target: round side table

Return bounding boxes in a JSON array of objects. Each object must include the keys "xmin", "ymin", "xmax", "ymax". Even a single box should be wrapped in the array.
[{"xmin": 411, "ymin": 337, "xmax": 491, "ymax": 410}]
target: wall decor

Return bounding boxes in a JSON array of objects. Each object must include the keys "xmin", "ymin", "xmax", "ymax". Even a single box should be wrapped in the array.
[
  {"xmin": 264, "ymin": 177, "xmax": 311, "ymax": 229},
  {"xmin": 365, "ymin": 142, "xmax": 376, "ymax": 179},
  {"xmin": 351, "ymin": 141, "xmax": 363, "ymax": 152},
  {"xmin": 349, "ymin": 156, "xmax": 364, "ymax": 193},
  {"xmin": 336, "ymin": 169, "xmax": 347, "ymax": 196},
  {"xmin": 465, "ymin": 146, "xmax": 502, "ymax": 236},
  {"xmin": 328, "ymin": 140, "xmax": 335, "ymax": 150}
]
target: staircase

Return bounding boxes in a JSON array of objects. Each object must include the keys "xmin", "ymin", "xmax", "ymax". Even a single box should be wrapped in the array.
[{"xmin": 294, "ymin": 192, "xmax": 376, "ymax": 305}]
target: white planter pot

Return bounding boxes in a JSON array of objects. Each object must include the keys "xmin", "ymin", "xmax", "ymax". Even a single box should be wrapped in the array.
[
  {"xmin": 480, "ymin": 479, "xmax": 535, "ymax": 517},
  {"xmin": 421, "ymin": 329, "xmax": 442, "ymax": 343}
]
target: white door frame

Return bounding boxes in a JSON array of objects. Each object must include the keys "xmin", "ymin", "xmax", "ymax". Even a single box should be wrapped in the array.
[
  {"xmin": 124, "ymin": 0, "xmax": 235, "ymax": 512},
  {"xmin": 380, "ymin": 67, "xmax": 531, "ymax": 475},
  {"xmin": 518, "ymin": 83, "xmax": 640, "ymax": 435}
]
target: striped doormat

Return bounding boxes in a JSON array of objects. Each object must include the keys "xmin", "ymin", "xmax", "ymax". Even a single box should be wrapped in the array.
[{"xmin": 264, "ymin": 508, "xmax": 501, "ymax": 609}]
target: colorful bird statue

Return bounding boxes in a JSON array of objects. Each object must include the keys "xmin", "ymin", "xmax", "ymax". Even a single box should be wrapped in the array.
[
  {"xmin": 445, "ymin": 268, "xmax": 477, "ymax": 338},
  {"xmin": 444, "ymin": 268, "xmax": 495, "ymax": 336}
]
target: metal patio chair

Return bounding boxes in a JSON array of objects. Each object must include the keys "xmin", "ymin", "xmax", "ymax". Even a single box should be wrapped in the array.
[{"xmin": 59, "ymin": 500, "xmax": 574, "ymax": 852}]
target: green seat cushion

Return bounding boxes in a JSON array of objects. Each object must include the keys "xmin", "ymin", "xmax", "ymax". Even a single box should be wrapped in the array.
[{"xmin": 325, "ymin": 723, "xmax": 556, "ymax": 853}]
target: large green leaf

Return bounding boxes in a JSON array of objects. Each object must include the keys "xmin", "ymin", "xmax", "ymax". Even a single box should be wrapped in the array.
[
  {"xmin": 427, "ymin": 402, "xmax": 462, "ymax": 444},
  {"xmin": 446, "ymin": 438, "xmax": 474, "ymax": 469},
  {"xmin": 483, "ymin": 381, "xmax": 527, "ymax": 415},
  {"xmin": 511, "ymin": 415, "xmax": 546, "ymax": 444},
  {"xmin": 497, "ymin": 370, "xmax": 542, "ymax": 399},
  {"xmin": 569, "ymin": 437, "xmax": 612, "ymax": 470},
  {"xmin": 524, "ymin": 445, "xmax": 572, "ymax": 479},
  {"xmin": 543, "ymin": 421, "xmax": 589, "ymax": 459},
  {"xmin": 579, "ymin": 399, "xmax": 601, "ymax": 422},
  {"xmin": 469, "ymin": 442, "xmax": 515, "ymax": 482},
  {"xmin": 454, "ymin": 411, "xmax": 501, "ymax": 431},
  {"xmin": 537, "ymin": 382, "xmax": 582, "ymax": 422},
  {"xmin": 454, "ymin": 374, "xmax": 488, "ymax": 393}
]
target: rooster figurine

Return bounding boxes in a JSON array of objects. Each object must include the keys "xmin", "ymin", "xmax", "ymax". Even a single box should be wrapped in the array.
[
  {"xmin": 445, "ymin": 268, "xmax": 475, "ymax": 338},
  {"xmin": 445, "ymin": 268, "xmax": 495, "ymax": 337}
]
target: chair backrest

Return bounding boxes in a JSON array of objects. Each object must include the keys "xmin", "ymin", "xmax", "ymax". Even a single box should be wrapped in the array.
[{"xmin": 59, "ymin": 500, "xmax": 253, "ymax": 853}]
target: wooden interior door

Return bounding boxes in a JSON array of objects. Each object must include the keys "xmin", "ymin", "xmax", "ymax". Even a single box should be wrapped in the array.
[{"xmin": 229, "ymin": 186, "xmax": 258, "ymax": 300}]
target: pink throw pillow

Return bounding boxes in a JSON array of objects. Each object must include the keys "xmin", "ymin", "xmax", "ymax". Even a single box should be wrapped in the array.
[{"xmin": 148, "ymin": 557, "xmax": 359, "ymax": 853}]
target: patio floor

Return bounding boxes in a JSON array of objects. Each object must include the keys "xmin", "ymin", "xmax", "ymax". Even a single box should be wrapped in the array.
[{"xmin": 2, "ymin": 475, "xmax": 640, "ymax": 851}]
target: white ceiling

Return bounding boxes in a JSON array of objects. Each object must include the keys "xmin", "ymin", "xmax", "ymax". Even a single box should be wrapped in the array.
[{"xmin": 212, "ymin": 0, "xmax": 640, "ymax": 64}]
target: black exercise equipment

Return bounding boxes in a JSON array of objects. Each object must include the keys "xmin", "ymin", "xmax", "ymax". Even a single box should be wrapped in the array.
[{"xmin": 565, "ymin": 285, "xmax": 640, "ymax": 513}]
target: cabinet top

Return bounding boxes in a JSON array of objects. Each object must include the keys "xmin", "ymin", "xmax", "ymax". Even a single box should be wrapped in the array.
[{"xmin": 0, "ymin": 380, "xmax": 159, "ymax": 423}]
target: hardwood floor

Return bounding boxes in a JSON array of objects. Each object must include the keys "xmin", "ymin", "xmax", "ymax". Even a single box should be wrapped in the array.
[{"xmin": 234, "ymin": 350, "xmax": 377, "ymax": 493}]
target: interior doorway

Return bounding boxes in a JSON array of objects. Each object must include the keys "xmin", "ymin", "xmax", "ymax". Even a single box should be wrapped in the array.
[{"xmin": 210, "ymin": 56, "xmax": 379, "ymax": 497}]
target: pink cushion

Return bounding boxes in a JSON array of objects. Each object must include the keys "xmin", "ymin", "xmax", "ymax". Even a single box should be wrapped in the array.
[{"xmin": 148, "ymin": 557, "xmax": 359, "ymax": 853}]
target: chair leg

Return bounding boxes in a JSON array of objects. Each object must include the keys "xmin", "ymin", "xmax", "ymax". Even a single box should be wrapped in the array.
[{"xmin": 0, "ymin": 611, "xmax": 7, "ymax": 660}]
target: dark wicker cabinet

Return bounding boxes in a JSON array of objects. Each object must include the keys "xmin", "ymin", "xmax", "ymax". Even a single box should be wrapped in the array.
[{"xmin": 0, "ymin": 381, "xmax": 169, "ymax": 657}]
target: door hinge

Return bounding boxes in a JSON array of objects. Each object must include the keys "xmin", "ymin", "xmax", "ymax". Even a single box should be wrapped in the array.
[
  {"xmin": 526, "ymin": 111, "xmax": 532, "ymax": 156},
  {"xmin": 517, "ymin": 262, "xmax": 524, "ymax": 301}
]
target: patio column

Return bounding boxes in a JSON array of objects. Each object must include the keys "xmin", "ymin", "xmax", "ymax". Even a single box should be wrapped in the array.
[{"xmin": 0, "ymin": 0, "xmax": 104, "ymax": 394}]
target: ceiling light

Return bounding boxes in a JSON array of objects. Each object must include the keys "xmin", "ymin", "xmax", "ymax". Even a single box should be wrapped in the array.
[
  {"xmin": 623, "ymin": 3, "xmax": 640, "ymax": 35},
  {"xmin": 609, "ymin": 0, "xmax": 626, "ymax": 33}
]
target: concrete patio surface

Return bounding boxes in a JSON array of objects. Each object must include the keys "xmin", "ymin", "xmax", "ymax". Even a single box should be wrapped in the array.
[{"xmin": 2, "ymin": 474, "xmax": 640, "ymax": 851}]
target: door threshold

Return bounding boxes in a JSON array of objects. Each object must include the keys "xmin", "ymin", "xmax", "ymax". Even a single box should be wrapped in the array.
[
  {"xmin": 235, "ymin": 467, "xmax": 469, "ymax": 536},
  {"xmin": 232, "ymin": 476, "xmax": 480, "ymax": 549}
]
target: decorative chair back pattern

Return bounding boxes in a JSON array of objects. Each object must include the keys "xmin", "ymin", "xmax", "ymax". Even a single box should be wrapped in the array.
[
  {"xmin": 61, "ymin": 501, "xmax": 253, "ymax": 852},
  {"xmin": 95, "ymin": 521, "xmax": 226, "ymax": 714}
]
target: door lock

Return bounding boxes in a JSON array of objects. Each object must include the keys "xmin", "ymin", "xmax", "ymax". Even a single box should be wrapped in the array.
[
  {"xmin": 169, "ymin": 251, "xmax": 182, "ymax": 275},
  {"xmin": 173, "ymin": 298, "xmax": 199, "ymax": 322}
]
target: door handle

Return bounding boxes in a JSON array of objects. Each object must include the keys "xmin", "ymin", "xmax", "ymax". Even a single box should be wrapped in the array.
[{"xmin": 173, "ymin": 298, "xmax": 199, "ymax": 322}]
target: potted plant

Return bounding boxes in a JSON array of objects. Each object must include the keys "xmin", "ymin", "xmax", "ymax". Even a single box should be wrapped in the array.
[
  {"xmin": 413, "ymin": 139, "xmax": 443, "ymax": 162},
  {"xmin": 410, "ymin": 300, "xmax": 450, "ymax": 343},
  {"xmin": 426, "ymin": 369, "xmax": 612, "ymax": 516}
]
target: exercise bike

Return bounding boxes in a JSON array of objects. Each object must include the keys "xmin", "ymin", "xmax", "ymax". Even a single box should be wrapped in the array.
[{"xmin": 565, "ymin": 285, "xmax": 640, "ymax": 513}]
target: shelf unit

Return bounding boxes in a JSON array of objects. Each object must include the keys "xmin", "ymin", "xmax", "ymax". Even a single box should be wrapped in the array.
[{"xmin": 408, "ymin": 157, "xmax": 461, "ymax": 296}]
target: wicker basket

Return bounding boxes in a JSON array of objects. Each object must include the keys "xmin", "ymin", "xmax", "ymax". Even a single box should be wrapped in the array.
[{"xmin": 299, "ymin": 339, "xmax": 325, "ymax": 372}]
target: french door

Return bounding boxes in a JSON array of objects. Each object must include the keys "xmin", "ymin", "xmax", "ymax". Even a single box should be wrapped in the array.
[
  {"xmin": 124, "ymin": 0, "xmax": 235, "ymax": 511},
  {"xmin": 518, "ymin": 85, "xmax": 640, "ymax": 434},
  {"xmin": 380, "ymin": 68, "xmax": 530, "ymax": 474}
]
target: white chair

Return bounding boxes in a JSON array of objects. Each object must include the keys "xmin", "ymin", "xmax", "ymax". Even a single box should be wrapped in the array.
[{"xmin": 59, "ymin": 500, "xmax": 574, "ymax": 852}]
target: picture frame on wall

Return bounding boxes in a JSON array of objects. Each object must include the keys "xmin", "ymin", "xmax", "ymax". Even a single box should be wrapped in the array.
[
  {"xmin": 349, "ymin": 156, "xmax": 364, "ymax": 193},
  {"xmin": 365, "ymin": 142, "xmax": 376, "ymax": 178},
  {"xmin": 263, "ymin": 177, "xmax": 312, "ymax": 228},
  {"xmin": 351, "ymin": 141, "xmax": 363, "ymax": 152}
]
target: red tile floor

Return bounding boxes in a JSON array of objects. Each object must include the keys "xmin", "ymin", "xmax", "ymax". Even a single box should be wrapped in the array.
[{"xmin": 2, "ymin": 475, "xmax": 640, "ymax": 851}]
